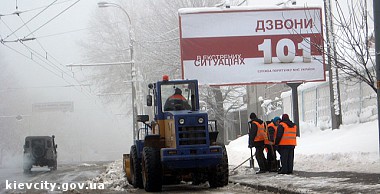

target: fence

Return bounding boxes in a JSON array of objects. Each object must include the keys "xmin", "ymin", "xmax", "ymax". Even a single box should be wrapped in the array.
[{"xmin": 281, "ymin": 77, "xmax": 377, "ymax": 129}]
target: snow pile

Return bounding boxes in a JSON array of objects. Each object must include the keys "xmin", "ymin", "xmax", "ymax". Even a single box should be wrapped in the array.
[
  {"xmin": 227, "ymin": 120, "xmax": 380, "ymax": 173},
  {"xmin": 87, "ymin": 160, "xmax": 131, "ymax": 191},
  {"xmin": 79, "ymin": 163, "xmax": 98, "ymax": 167},
  {"xmin": 227, "ymin": 120, "xmax": 380, "ymax": 193},
  {"xmin": 87, "ymin": 120, "xmax": 379, "ymax": 193},
  {"xmin": 295, "ymin": 152, "xmax": 379, "ymax": 173},
  {"xmin": 227, "ymin": 135, "xmax": 252, "ymax": 166}
]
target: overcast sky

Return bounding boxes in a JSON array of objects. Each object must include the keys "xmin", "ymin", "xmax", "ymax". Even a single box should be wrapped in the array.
[
  {"xmin": 0, "ymin": 0, "xmax": 326, "ymax": 87},
  {"xmin": 0, "ymin": 0, "xmax": 96, "ymax": 87}
]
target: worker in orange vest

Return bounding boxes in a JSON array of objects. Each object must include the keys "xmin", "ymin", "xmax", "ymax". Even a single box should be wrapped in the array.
[
  {"xmin": 265, "ymin": 116, "xmax": 281, "ymax": 172},
  {"xmin": 248, "ymin": 112, "xmax": 267, "ymax": 174},
  {"xmin": 164, "ymin": 88, "xmax": 191, "ymax": 111},
  {"xmin": 275, "ymin": 114, "xmax": 297, "ymax": 174}
]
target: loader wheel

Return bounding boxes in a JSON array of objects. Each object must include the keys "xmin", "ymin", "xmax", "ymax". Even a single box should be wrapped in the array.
[
  {"xmin": 130, "ymin": 145, "xmax": 143, "ymax": 188},
  {"xmin": 191, "ymin": 172, "xmax": 207, "ymax": 185},
  {"xmin": 208, "ymin": 144, "xmax": 229, "ymax": 188},
  {"xmin": 142, "ymin": 147, "xmax": 162, "ymax": 192}
]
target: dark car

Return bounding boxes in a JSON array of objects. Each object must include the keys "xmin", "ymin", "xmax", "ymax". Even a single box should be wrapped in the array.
[{"xmin": 23, "ymin": 135, "xmax": 57, "ymax": 173}]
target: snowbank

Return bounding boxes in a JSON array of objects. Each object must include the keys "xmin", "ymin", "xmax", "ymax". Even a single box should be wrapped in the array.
[
  {"xmin": 227, "ymin": 120, "xmax": 380, "ymax": 173},
  {"xmin": 88, "ymin": 120, "xmax": 380, "ymax": 192},
  {"xmin": 87, "ymin": 160, "xmax": 131, "ymax": 191}
]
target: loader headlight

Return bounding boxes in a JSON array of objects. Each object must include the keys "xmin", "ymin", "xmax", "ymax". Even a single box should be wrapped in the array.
[
  {"xmin": 179, "ymin": 118, "xmax": 185, "ymax": 125},
  {"xmin": 198, "ymin": 117, "xmax": 204, "ymax": 124}
]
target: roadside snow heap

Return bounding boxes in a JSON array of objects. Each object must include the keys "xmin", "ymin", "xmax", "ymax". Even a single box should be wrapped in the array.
[{"xmin": 87, "ymin": 160, "xmax": 131, "ymax": 191}]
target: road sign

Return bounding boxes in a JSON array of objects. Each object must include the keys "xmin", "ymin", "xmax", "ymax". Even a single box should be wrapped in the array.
[{"xmin": 32, "ymin": 102, "xmax": 74, "ymax": 112}]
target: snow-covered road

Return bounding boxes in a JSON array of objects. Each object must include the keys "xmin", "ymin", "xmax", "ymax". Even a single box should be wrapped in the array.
[
  {"xmin": 89, "ymin": 160, "xmax": 276, "ymax": 193},
  {"xmin": 0, "ymin": 162, "xmax": 107, "ymax": 193},
  {"xmin": 0, "ymin": 160, "xmax": 276, "ymax": 193}
]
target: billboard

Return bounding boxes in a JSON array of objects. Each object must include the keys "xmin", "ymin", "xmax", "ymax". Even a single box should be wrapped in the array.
[{"xmin": 179, "ymin": 7, "xmax": 325, "ymax": 85}]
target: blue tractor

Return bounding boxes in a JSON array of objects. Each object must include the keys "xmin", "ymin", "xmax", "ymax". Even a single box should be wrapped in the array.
[{"xmin": 123, "ymin": 76, "xmax": 228, "ymax": 192}]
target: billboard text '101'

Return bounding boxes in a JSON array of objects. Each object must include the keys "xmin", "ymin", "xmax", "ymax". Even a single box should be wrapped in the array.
[{"xmin": 258, "ymin": 37, "xmax": 312, "ymax": 64}]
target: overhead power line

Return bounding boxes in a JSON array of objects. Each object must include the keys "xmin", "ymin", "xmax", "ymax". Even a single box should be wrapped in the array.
[
  {"xmin": 17, "ymin": 15, "xmax": 74, "ymax": 78},
  {"xmin": 34, "ymin": 27, "xmax": 92, "ymax": 39},
  {"xmin": 1, "ymin": 40, "xmax": 93, "ymax": 99},
  {"xmin": 24, "ymin": 0, "xmax": 81, "ymax": 38},
  {"xmin": 0, "ymin": 84, "xmax": 90, "ymax": 92},
  {"xmin": 3, "ymin": 0, "xmax": 59, "ymax": 40}
]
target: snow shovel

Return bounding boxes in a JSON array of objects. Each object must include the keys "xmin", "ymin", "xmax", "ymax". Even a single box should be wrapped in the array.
[
  {"xmin": 232, "ymin": 152, "xmax": 253, "ymax": 172},
  {"xmin": 231, "ymin": 157, "xmax": 250, "ymax": 172},
  {"xmin": 249, "ymin": 147, "xmax": 254, "ymax": 168}
]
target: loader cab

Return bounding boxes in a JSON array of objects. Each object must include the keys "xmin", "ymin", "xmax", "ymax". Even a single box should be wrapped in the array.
[{"xmin": 147, "ymin": 77, "xmax": 200, "ymax": 120}]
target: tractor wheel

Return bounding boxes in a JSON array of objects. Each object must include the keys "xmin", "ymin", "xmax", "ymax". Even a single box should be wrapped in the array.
[
  {"xmin": 142, "ymin": 147, "xmax": 162, "ymax": 192},
  {"xmin": 208, "ymin": 144, "xmax": 229, "ymax": 188},
  {"xmin": 130, "ymin": 145, "xmax": 143, "ymax": 188},
  {"xmin": 191, "ymin": 172, "xmax": 207, "ymax": 185}
]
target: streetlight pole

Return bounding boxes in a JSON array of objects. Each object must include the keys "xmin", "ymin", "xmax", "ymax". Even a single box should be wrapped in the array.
[{"xmin": 98, "ymin": 1, "xmax": 138, "ymax": 142}]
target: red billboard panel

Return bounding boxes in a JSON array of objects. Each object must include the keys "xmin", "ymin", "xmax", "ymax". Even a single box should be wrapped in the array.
[{"xmin": 179, "ymin": 7, "xmax": 325, "ymax": 85}]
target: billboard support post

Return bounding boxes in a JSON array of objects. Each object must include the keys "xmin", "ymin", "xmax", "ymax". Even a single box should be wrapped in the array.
[
  {"xmin": 373, "ymin": 0, "xmax": 380, "ymax": 157},
  {"xmin": 286, "ymin": 83, "xmax": 301, "ymax": 137}
]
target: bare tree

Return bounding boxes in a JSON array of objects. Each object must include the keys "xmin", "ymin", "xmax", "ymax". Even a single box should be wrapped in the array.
[
  {"xmin": 306, "ymin": 0, "xmax": 374, "ymax": 129},
  {"xmin": 199, "ymin": 85, "xmax": 246, "ymax": 143},
  {"xmin": 81, "ymin": 0, "xmax": 248, "ymax": 144},
  {"xmin": 327, "ymin": 0, "xmax": 376, "ymax": 93},
  {"xmin": 80, "ymin": 0, "xmax": 221, "ymax": 105}
]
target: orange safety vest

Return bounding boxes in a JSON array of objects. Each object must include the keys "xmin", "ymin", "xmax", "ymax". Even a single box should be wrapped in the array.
[
  {"xmin": 265, "ymin": 122, "xmax": 277, "ymax": 145},
  {"xmin": 169, "ymin": 94, "xmax": 186, "ymax": 101},
  {"xmin": 251, "ymin": 121, "xmax": 266, "ymax": 142},
  {"xmin": 278, "ymin": 122, "xmax": 297, "ymax": 146}
]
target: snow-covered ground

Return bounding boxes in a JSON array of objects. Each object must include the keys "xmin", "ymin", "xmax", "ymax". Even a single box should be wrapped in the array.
[
  {"xmin": 227, "ymin": 120, "xmax": 380, "ymax": 173},
  {"xmin": 87, "ymin": 160, "xmax": 131, "ymax": 191},
  {"xmin": 227, "ymin": 120, "xmax": 380, "ymax": 193},
  {"xmin": 92, "ymin": 120, "xmax": 379, "ymax": 193}
]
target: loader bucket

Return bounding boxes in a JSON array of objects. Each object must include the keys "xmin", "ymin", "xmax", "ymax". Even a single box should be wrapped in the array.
[{"xmin": 123, "ymin": 154, "xmax": 132, "ymax": 184}]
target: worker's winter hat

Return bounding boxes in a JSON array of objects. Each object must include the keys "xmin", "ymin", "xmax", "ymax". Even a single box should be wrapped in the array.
[
  {"xmin": 273, "ymin": 117, "xmax": 281, "ymax": 123},
  {"xmin": 175, "ymin": 88, "xmax": 182, "ymax": 94},
  {"xmin": 249, "ymin": 112, "xmax": 257, "ymax": 119},
  {"xmin": 282, "ymin": 114, "xmax": 289, "ymax": 120}
]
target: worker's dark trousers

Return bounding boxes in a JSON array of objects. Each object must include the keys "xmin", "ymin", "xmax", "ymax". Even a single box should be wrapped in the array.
[
  {"xmin": 255, "ymin": 145, "xmax": 267, "ymax": 171},
  {"xmin": 278, "ymin": 146, "xmax": 295, "ymax": 173},
  {"xmin": 265, "ymin": 144, "xmax": 277, "ymax": 171}
]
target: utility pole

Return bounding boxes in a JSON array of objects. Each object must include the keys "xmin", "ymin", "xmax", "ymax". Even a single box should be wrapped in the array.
[
  {"xmin": 324, "ymin": 0, "xmax": 342, "ymax": 130},
  {"xmin": 373, "ymin": 0, "xmax": 380, "ymax": 157},
  {"xmin": 98, "ymin": 2, "xmax": 138, "ymax": 142}
]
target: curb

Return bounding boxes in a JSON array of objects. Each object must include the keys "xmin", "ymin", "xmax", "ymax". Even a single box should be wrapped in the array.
[{"xmin": 229, "ymin": 180, "xmax": 303, "ymax": 194}]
